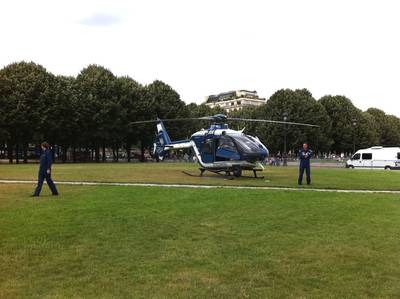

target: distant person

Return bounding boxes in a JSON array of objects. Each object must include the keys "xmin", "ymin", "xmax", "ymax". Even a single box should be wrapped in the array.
[
  {"xmin": 298, "ymin": 143, "xmax": 312, "ymax": 185},
  {"xmin": 32, "ymin": 142, "xmax": 59, "ymax": 197}
]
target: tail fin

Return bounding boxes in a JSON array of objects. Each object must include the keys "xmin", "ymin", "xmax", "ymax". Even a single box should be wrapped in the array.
[
  {"xmin": 156, "ymin": 120, "xmax": 171, "ymax": 145},
  {"xmin": 153, "ymin": 120, "xmax": 171, "ymax": 161}
]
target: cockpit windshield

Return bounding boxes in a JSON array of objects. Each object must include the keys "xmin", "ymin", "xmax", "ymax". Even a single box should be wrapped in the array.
[
  {"xmin": 231, "ymin": 135, "xmax": 261, "ymax": 152},
  {"xmin": 218, "ymin": 135, "xmax": 238, "ymax": 153}
]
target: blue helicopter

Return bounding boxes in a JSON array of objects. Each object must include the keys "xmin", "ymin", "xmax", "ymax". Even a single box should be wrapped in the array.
[{"xmin": 132, "ymin": 114, "xmax": 319, "ymax": 178}]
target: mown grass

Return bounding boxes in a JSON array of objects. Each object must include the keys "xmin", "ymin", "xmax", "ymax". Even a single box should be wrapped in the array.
[
  {"xmin": 1, "ymin": 184, "xmax": 400, "ymax": 298},
  {"xmin": 1, "ymin": 162, "xmax": 400, "ymax": 190}
]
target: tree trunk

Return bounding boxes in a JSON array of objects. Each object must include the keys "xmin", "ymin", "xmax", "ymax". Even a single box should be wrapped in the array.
[
  {"xmin": 62, "ymin": 145, "xmax": 68, "ymax": 163},
  {"xmin": 57, "ymin": 145, "xmax": 61, "ymax": 162},
  {"xmin": 23, "ymin": 143, "xmax": 28, "ymax": 163},
  {"xmin": 115, "ymin": 145, "xmax": 119, "ymax": 162},
  {"xmin": 126, "ymin": 143, "xmax": 131, "ymax": 162},
  {"xmin": 7, "ymin": 143, "xmax": 13, "ymax": 164},
  {"xmin": 102, "ymin": 142, "xmax": 106, "ymax": 163},
  {"xmin": 95, "ymin": 146, "xmax": 100, "ymax": 162},
  {"xmin": 112, "ymin": 147, "xmax": 116, "ymax": 162},
  {"xmin": 72, "ymin": 147, "xmax": 76, "ymax": 163},
  {"xmin": 16, "ymin": 144, "xmax": 20, "ymax": 164},
  {"xmin": 140, "ymin": 141, "xmax": 145, "ymax": 162}
]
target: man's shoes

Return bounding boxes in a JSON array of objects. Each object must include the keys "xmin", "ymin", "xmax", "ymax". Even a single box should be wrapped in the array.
[
  {"xmin": 30, "ymin": 194, "xmax": 39, "ymax": 197},
  {"xmin": 52, "ymin": 193, "xmax": 59, "ymax": 196}
]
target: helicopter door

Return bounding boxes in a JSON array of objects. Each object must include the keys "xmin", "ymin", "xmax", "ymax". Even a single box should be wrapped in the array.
[
  {"xmin": 216, "ymin": 135, "xmax": 240, "ymax": 161},
  {"xmin": 201, "ymin": 138, "xmax": 215, "ymax": 163}
]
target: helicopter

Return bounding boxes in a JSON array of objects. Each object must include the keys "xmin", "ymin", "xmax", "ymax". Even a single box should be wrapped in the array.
[{"xmin": 131, "ymin": 114, "xmax": 319, "ymax": 179}]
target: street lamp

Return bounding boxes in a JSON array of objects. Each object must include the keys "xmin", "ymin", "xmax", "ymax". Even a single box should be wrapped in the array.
[
  {"xmin": 283, "ymin": 112, "xmax": 288, "ymax": 166},
  {"xmin": 352, "ymin": 118, "xmax": 357, "ymax": 154}
]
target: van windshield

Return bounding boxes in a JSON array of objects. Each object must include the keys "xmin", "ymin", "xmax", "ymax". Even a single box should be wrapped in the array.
[{"xmin": 352, "ymin": 153, "xmax": 360, "ymax": 160}]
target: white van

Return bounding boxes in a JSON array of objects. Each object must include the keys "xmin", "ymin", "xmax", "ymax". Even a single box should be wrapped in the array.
[{"xmin": 346, "ymin": 146, "xmax": 400, "ymax": 170}]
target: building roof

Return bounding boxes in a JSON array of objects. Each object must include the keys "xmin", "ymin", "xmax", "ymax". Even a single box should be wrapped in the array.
[{"xmin": 205, "ymin": 90, "xmax": 262, "ymax": 104}]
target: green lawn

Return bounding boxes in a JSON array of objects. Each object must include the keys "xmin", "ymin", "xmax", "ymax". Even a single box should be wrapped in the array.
[
  {"xmin": 1, "ymin": 184, "xmax": 400, "ymax": 298},
  {"xmin": 1, "ymin": 162, "xmax": 400, "ymax": 190}
]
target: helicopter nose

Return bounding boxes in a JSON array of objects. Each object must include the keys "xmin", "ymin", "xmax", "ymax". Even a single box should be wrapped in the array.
[{"xmin": 264, "ymin": 147, "xmax": 269, "ymax": 157}]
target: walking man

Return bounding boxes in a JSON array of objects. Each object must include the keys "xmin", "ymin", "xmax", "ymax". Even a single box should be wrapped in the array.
[
  {"xmin": 298, "ymin": 143, "xmax": 312, "ymax": 185},
  {"xmin": 32, "ymin": 142, "xmax": 59, "ymax": 197}
]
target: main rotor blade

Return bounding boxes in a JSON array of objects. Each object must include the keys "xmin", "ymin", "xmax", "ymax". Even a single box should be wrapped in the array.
[
  {"xmin": 130, "ymin": 117, "xmax": 213, "ymax": 125},
  {"xmin": 130, "ymin": 115, "xmax": 320, "ymax": 127},
  {"xmin": 227, "ymin": 117, "xmax": 320, "ymax": 128}
]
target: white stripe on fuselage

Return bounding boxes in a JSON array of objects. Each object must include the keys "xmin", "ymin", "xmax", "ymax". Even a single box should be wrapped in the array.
[{"xmin": 191, "ymin": 128, "xmax": 242, "ymax": 137}]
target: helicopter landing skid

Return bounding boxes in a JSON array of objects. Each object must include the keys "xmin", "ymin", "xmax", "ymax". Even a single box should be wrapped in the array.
[
  {"xmin": 251, "ymin": 169, "xmax": 264, "ymax": 179},
  {"xmin": 182, "ymin": 169, "xmax": 234, "ymax": 180},
  {"xmin": 182, "ymin": 168, "xmax": 263, "ymax": 180}
]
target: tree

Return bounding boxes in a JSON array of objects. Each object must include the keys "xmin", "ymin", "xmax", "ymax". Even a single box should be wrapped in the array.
[
  {"xmin": 75, "ymin": 65, "xmax": 118, "ymax": 162},
  {"xmin": 240, "ymin": 89, "xmax": 332, "ymax": 154},
  {"xmin": 0, "ymin": 75, "xmax": 9, "ymax": 147},
  {"xmin": 356, "ymin": 111, "xmax": 379, "ymax": 148},
  {"xmin": 319, "ymin": 95, "xmax": 359, "ymax": 153},
  {"xmin": 367, "ymin": 108, "xmax": 400, "ymax": 146},
  {"xmin": 136, "ymin": 80, "xmax": 188, "ymax": 160},
  {"xmin": 385, "ymin": 115, "xmax": 400, "ymax": 146},
  {"xmin": 42, "ymin": 76, "xmax": 79, "ymax": 162},
  {"xmin": 115, "ymin": 76, "xmax": 143, "ymax": 162},
  {"xmin": 1, "ymin": 60, "xmax": 397, "ymax": 163},
  {"xmin": 0, "ymin": 62, "xmax": 54, "ymax": 163}
]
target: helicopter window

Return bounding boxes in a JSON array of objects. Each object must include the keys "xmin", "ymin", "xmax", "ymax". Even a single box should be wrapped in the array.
[
  {"xmin": 202, "ymin": 139, "xmax": 213, "ymax": 154},
  {"xmin": 231, "ymin": 135, "xmax": 260, "ymax": 152},
  {"xmin": 218, "ymin": 136, "xmax": 238, "ymax": 153}
]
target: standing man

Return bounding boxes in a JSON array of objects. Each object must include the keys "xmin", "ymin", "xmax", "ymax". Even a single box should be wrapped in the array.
[
  {"xmin": 32, "ymin": 142, "xmax": 59, "ymax": 197},
  {"xmin": 298, "ymin": 143, "xmax": 312, "ymax": 185}
]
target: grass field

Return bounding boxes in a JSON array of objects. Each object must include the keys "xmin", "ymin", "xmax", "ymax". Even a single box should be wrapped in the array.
[
  {"xmin": 1, "ymin": 162, "xmax": 400, "ymax": 190},
  {"xmin": 1, "ymin": 163, "xmax": 400, "ymax": 298}
]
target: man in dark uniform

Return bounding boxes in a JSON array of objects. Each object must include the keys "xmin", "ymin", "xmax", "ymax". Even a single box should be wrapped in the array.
[
  {"xmin": 298, "ymin": 143, "xmax": 312, "ymax": 185},
  {"xmin": 32, "ymin": 142, "xmax": 59, "ymax": 197}
]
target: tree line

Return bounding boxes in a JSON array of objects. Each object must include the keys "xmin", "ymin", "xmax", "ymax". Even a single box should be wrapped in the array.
[
  {"xmin": 0, "ymin": 61, "xmax": 399, "ymax": 163},
  {"xmin": 231, "ymin": 89, "xmax": 400, "ymax": 155}
]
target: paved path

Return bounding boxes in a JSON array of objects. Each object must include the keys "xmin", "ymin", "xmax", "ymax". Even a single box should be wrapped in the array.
[{"xmin": 0, "ymin": 179, "xmax": 399, "ymax": 194}]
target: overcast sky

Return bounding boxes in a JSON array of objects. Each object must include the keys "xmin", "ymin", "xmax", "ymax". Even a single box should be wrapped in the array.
[{"xmin": 1, "ymin": 0, "xmax": 399, "ymax": 116}]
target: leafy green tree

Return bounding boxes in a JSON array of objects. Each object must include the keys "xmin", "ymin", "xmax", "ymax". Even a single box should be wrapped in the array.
[
  {"xmin": 356, "ymin": 111, "xmax": 379, "ymax": 149},
  {"xmin": 367, "ymin": 108, "xmax": 400, "ymax": 146},
  {"xmin": 2, "ymin": 59, "xmax": 397, "ymax": 163},
  {"xmin": 385, "ymin": 115, "xmax": 400, "ymax": 146},
  {"xmin": 42, "ymin": 76, "xmax": 79, "ymax": 162},
  {"xmin": 0, "ymin": 75, "xmax": 9, "ymax": 147},
  {"xmin": 136, "ymin": 80, "xmax": 187, "ymax": 160},
  {"xmin": 115, "ymin": 76, "xmax": 143, "ymax": 162},
  {"xmin": 75, "ymin": 65, "xmax": 118, "ymax": 162},
  {"xmin": 319, "ymin": 95, "xmax": 359, "ymax": 153},
  {"xmin": 320, "ymin": 96, "xmax": 382, "ymax": 153},
  {"xmin": 0, "ymin": 62, "xmax": 54, "ymax": 163},
  {"xmin": 240, "ymin": 89, "xmax": 332, "ymax": 155}
]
